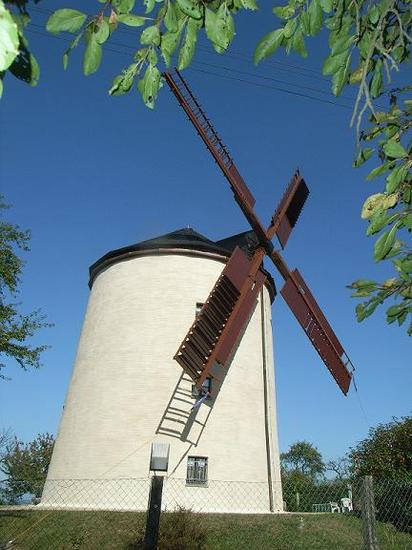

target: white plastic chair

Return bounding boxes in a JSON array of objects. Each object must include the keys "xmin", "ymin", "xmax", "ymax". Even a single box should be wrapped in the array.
[
  {"xmin": 330, "ymin": 502, "xmax": 341, "ymax": 513},
  {"xmin": 341, "ymin": 497, "xmax": 353, "ymax": 512}
]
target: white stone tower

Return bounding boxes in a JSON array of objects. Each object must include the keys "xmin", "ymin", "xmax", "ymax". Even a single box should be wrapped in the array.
[{"xmin": 42, "ymin": 228, "xmax": 283, "ymax": 513}]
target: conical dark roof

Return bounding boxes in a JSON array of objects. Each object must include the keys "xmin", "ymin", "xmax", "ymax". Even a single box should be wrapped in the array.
[
  {"xmin": 89, "ymin": 227, "xmax": 276, "ymax": 300},
  {"xmin": 89, "ymin": 228, "xmax": 229, "ymax": 286}
]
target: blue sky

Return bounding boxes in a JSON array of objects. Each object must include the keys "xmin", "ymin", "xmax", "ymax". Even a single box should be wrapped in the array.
[{"xmin": 0, "ymin": 0, "xmax": 410, "ymax": 464}]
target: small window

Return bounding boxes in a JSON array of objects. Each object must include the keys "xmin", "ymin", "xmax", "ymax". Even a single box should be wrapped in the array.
[
  {"xmin": 195, "ymin": 302, "xmax": 204, "ymax": 317},
  {"xmin": 186, "ymin": 456, "xmax": 208, "ymax": 486},
  {"xmin": 192, "ymin": 377, "xmax": 211, "ymax": 399}
]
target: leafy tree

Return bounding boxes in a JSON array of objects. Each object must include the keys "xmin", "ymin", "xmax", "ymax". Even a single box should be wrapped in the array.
[
  {"xmin": 281, "ymin": 440, "xmax": 326, "ymax": 481},
  {"xmin": 0, "ymin": 432, "xmax": 55, "ymax": 503},
  {"xmin": 326, "ymin": 456, "xmax": 351, "ymax": 480},
  {"xmin": 0, "ymin": 195, "xmax": 50, "ymax": 379},
  {"xmin": 0, "ymin": 427, "xmax": 12, "ymax": 458},
  {"xmin": 1, "ymin": 0, "xmax": 411, "ymax": 332},
  {"xmin": 349, "ymin": 415, "xmax": 412, "ymax": 481}
]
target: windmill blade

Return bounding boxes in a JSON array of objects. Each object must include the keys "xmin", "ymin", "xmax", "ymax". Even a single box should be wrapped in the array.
[
  {"xmin": 163, "ymin": 70, "xmax": 255, "ymax": 210},
  {"xmin": 267, "ymin": 172, "xmax": 309, "ymax": 248},
  {"xmin": 163, "ymin": 70, "xmax": 271, "ymax": 246},
  {"xmin": 174, "ymin": 247, "xmax": 265, "ymax": 387},
  {"xmin": 280, "ymin": 269, "xmax": 353, "ymax": 395}
]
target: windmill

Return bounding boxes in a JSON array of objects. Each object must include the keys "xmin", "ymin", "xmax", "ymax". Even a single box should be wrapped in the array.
[
  {"xmin": 164, "ymin": 68, "xmax": 354, "ymax": 398},
  {"xmin": 40, "ymin": 68, "xmax": 355, "ymax": 520}
]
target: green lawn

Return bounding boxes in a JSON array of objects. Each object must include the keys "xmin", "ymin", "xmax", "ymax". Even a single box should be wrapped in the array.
[{"xmin": 0, "ymin": 509, "xmax": 411, "ymax": 549}]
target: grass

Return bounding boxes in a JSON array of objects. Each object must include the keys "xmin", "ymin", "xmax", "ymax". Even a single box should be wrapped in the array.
[{"xmin": 0, "ymin": 508, "xmax": 411, "ymax": 549}]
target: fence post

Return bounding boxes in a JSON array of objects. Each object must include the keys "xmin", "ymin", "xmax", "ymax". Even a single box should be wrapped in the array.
[
  {"xmin": 361, "ymin": 476, "xmax": 379, "ymax": 550},
  {"xmin": 143, "ymin": 476, "xmax": 164, "ymax": 550}
]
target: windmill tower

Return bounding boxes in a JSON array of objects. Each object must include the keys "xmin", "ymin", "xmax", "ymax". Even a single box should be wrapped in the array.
[
  {"xmin": 42, "ymin": 228, "xmax": 283, "ymax": 512},
  {"xmin": 42, "ymin": 69, "xmax": 354, "ymax": 514}
]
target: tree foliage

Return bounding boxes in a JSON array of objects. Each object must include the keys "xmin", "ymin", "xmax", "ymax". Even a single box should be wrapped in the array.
[
  {"xmin": 0, "ymin": 0, "xmax": 40, "ymax": 98},
  {"xmin": 0, "ymin": 432, "xmax": 55, "ymax": 503},
  {"xmin": 326, "ymin": 456, "xmax": 351, "ymax": 480},
  {"xmin": 349, "ymin": 415, "xmax": 412, "ymax": 481},
  {"xmin": 1, "ymin": 0, "xmax": 411, "ymax": 332},
  {"xmin": 0, "ymin": 195, "xmax": 50, "ymax": 379},
  {"xmin": 281, "ymin": 440, "xmax": 326, "ymax": 481}
]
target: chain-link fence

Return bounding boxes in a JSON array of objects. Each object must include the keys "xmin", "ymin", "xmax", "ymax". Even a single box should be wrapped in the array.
[{"xmin": 0, "ymin": 476, "xmax": 411, "ymax": 549}]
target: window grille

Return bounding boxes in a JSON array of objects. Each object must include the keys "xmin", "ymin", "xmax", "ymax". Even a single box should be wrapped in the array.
[{"xmin": 186, "ymin": 456, "xmax": 208, "ymax": 486}]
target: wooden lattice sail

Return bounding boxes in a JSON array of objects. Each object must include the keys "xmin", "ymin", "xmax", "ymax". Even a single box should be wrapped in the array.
[{"xmin": 165, "ymin": 69, "xmax": 354, "ymax": 396}]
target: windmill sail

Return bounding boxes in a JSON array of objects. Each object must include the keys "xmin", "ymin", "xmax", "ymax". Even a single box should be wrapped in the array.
[
  {"xmin": 268, "ymin": 172, "xmax": 310, "ymax": 248},
  {"xmin": 163, "ymin": 70, "xmax": 255, "ymax": 211},
  {"xmin": 281, "ymin": 269, "xmax": 352, "ymax": 395},
  {"xmin": 174, "ymin": 247, "xmax": 265, "ymax": 387},
  {"xmin": 166, "ymin": 68, "xmax": 354, "ymax": 397}
]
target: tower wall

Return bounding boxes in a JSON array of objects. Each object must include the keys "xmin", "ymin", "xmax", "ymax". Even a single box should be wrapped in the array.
[{"xmin": 42, "ymin": 250, "xmax": 283, "ymax": 512}]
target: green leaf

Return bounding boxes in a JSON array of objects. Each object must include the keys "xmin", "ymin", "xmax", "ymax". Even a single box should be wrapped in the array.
[
  {"xmin": 117, "ymin": 14, "xmax": 146, "ymax": 27},
  {"xmin": 144, "ymin": 0, "xmax": 156, "ymax": 14},
  {"xmin": 176, "ymin": 0, "xmax": 202, "ymax": 19},
  {"xmin": 62, "ymin": 33, "xmax": 82, "ymax": 70},
  {"xmin": 329, "ymin": 34, "xmax": 354, "ymax": 56},
  {"xmin": 9, "ymin": 46, "xmax": 40, "ymax": 86},
  {"xmin": 205, "ymin": 6, "xmax": 234, "ymax": 52},
  {"xmin": 383, "ymin": 141, "xmax": 407, "ymax": 159},
  {"xmin": 109, "ymin": 63, "xmax": 137, "ymax": 96},
  {"xmin": 240, "ymin": 0, "xmax": 258, "ymax": 9},
  {"xmin": 370, "ymin": 58, "xmax": 383, "ymax": 98},
  {"xmin": 323, "ymin": 50, "xmax": 349, "ymax": 76},
  {"xmin": 331, "ymin": 53, "xmax": 351, "ymax": 96},
  {"xmin": 161, "ymin": 25, "xmax": 182, "ymax": 67},
  {"xmin": 369, "ymin": 5, "xmax": 380, "ymax": 25},
  {"xmin": 362, "ymin": 192, "xmax": 398, "ymax": 220},
  {"xmin": 165, "ymin": 2, "xmax": 178, "ymax": 32},
  {"xmin": 113, "ymin": 0, "xmax": 135, "ymax": 14},
  {"xmin": 351, "ymin": 279, "xmax": 377, "ymax": 288},
  {"xmin": 361, "ymin": 193, "xmax": 386, "ymax": 219},
  {"xmin": 374, "ymin": 223, "xmax": 400, "ymax": 261},
  {"xmin": 319, "ymin": 0, "xmax": 333, "ymax": 13},
  {"xmin": 353, "ymin": 147, "xmax": 374, "ymax": 168},
  {"xmin": 350, "ymin": 279, "xmax": 377, "ymax": 297},
  {"xmin": 366, "ymin": 161, "xmax": 393, "ymax": 181},
  {"xmin": 0, "ymin": 2, "xmax": 19, "ymax": 71},
  {"xmin": 46, "ymin": 9, "xmax": 87, "ymax": 35},
  {"xmin": 299, "ymin": 10, "xmax": 310, "ymax": 35},
  {"xmin": 404, "ymin": 214, "xmax": 412, "ymax": 230},
  {"xmin": 283, "ymin": 17, "xmax": 297, "ymax": 39},
  {"xmin": 384, "ymin": 238, "xmax": 403, "ymax": 259},
  {"xmin": 137, "ymin": 63, "xmax": 161, "ymax": 108},
  {"xmin": 140, "ymin": 25, "xmax": 161, "ymax": 46},
  {"xmin": 386, "ymin": 304, "xmax": 406, "ymax": 325},
  {"xmin": 308, "ymin": 0, "xmax": 322, "ymax": 36},
  {"xmin": 178, "ymin": 19, "xmax": 197, "ymax": 70},
  {"xmin": 94, "ymin": 19, "xmax": 110, "ymax": 44},
  {"xmin": 386, "ymin": 164, "xmax": 408, "ymax": 194},
  {"xmin": 396, "ymin": 257, "xmax": 412, "ymax": 274},
  {"xmin": 349, "ymin": 63, "xmax": 364, "ymax": 85},
  {"xmin": 0, "ymin": 77, "xmax": 3, "ymax": 99},
  {"xmin": 385, "ymin": 121, "xmax": 399, "ymax": 136},
  {"xmin": 352, "ymin": 147, "xmax": 375, "ymax": 168},
  {"xmin": 292, "ymin": 29, "xmax": 307, "ymax": 58},
  {"xmin": 355, "ymin": 300, "xmax": 379, "ymax": 322},
  {"xmin": 273, "ymin": 6, "xmax": 295, "ymax": 20},
  {"xmin": 254, "ymin": 28, "xmax": 284, "ymax": 64},
  {"xmin": 367, "ymin": 212, "xmax": 398, "ymax": 236},
  {"xmin": 83, "ymin": 34, "xmax": 102, "ymax": 76}
]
